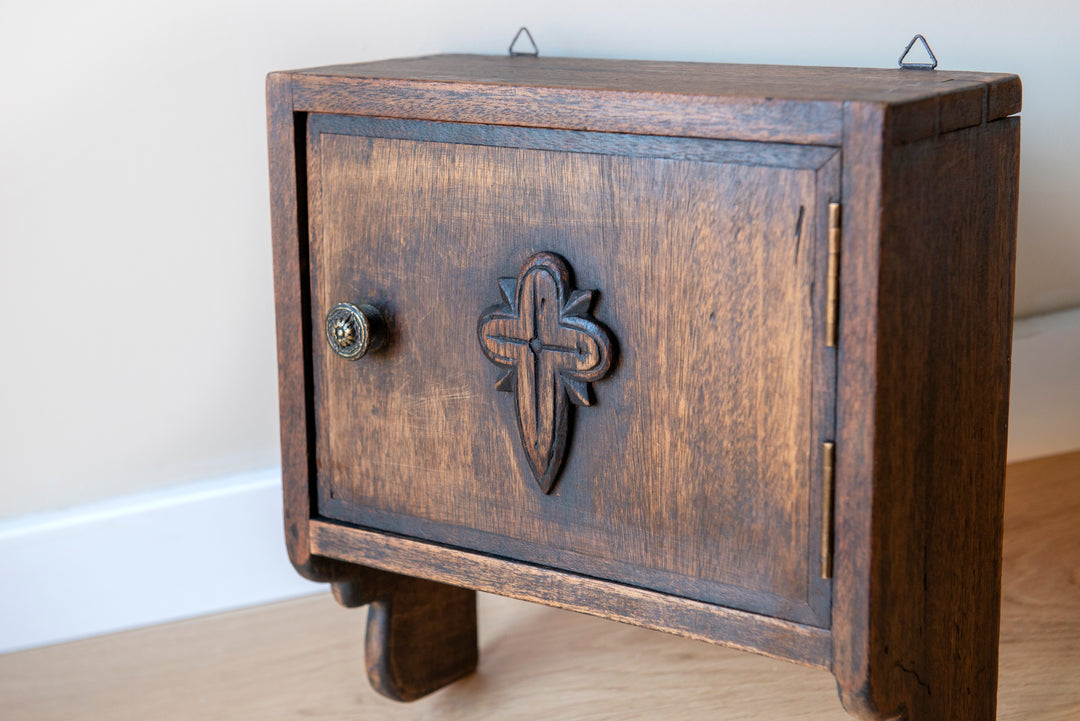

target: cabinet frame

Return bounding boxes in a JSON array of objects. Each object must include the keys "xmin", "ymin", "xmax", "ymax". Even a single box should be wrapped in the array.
[{"xmin": 267, "ymin": 56, "xmax": 1020, "ymax": 720}]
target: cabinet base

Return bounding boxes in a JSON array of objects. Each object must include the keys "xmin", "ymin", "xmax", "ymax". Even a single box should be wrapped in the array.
[{"xmin": 331, "ymin": 568, "xmax": 477, "ymax": 701}]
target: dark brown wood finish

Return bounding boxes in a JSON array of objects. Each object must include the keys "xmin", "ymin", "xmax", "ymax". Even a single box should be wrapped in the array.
[
  {"xmin": 287, "ymin": 55, "xmax": 1019, "ymax": 146},
  {"xmin": 829, "ymin": 100, "xmax": 886, "ymax": 719},
  {"xmin": 832, "ymin": 113, "xmax": 1020, "ymax": 721},
  {"xmin": 477, "ymin": 251, "xmax": 615, "ymax": 493},
  {"xmin": 270, "ymin": 71, "xmax": 475, "ymax": 698},
  {"xmin": 331, "ymin": 571, "xmax": 478, "ymax": 702},
  {"xmin": 311, "ymin": 520, "xmax": 832, "ymax": 669},
  {"xmin": 809, "ymin": 151, "xmax": 841, "ymax": 621},
  {"xmin": 268, "ymin": 56, "xmax": 1021, "ymax": 719},
  {"xmin": 306, "ymin": 115, "xmax": 836, "ymax": 625},
  {"xmin": 268, "ymin": 71, "xmax": 343, "ymax": 582}
]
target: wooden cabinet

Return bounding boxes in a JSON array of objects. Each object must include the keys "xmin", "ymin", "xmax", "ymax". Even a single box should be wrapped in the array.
[{"xmin": 267, "ymin": 55, "xmax": 1020, "ymax": 720}]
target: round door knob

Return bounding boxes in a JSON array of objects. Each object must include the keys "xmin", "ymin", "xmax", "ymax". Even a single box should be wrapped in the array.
[{"xmin": 325, "ymin": 302, "xmax": 387, "ymax": 360}]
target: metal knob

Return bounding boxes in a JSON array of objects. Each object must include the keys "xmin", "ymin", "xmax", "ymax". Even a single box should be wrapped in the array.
[{"xmin": 325, "ymin": 302, "xmax": 387, "ymax": 360}]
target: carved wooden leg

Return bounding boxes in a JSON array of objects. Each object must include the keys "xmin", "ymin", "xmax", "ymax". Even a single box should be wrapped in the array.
[{"xmin": 332, "ymin": 570, "xmax": 478, "ymax": 702}]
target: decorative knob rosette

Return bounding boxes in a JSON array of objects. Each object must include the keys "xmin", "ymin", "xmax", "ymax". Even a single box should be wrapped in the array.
[{"xmin": 325, "ymin": 302, "xmax": 387, "ymax": 361}]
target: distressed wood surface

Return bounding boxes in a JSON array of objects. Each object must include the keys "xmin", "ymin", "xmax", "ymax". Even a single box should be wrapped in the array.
[
  {"xmin": 287, "ymin": 55, "xmax": 1019, "ymax": 146},
  {"xmin": 310, "ymin": 519, "xmax": 832, "ymax": 669},
  {"xmin": 307, "ymin": 116, "xmax": 836, "ymax": 625},
  {"xmin": 830, "ymin": 100, "xmax": 887, "ymax": 720},
  {"xmin": 267, "ymin": 71, "xmax": 348, "ymax": 582},
  {"xmin": 269, "ymin": 56, "xmax": 1022, "ymax": 719},
  {"xmin": 833, "ymin": 116, "xmax": 1020, "ymax": 720},
  {"xmin": 293, "ymin": 55, "xmax": 1017, "ymax": 102},
  {"xmin": 476, "ymin": 251, "xmax": 615, "ymax": 493},
  {"xmin": 271, "ymin": 73, "xmax": 460, "ymax": 690},
  {"xmin": 2, "ymin": 453, "xmax": 1075, "ymax": 720},
  {"xmin": 331, "ymin": 571, "xmax": 477, "ymax": 701}
]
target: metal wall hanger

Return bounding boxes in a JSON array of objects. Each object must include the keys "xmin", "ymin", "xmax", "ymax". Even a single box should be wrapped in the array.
[
  {"xmin": 899, "ymin": 34, "xmax": 938, "ymax": 70},
  {"xmin": 509, "ymin": 27, "xmax": 539, "ymax": 57}
]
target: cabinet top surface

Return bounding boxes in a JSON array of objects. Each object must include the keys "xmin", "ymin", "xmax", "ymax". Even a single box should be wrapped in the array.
[{"xmin": 281, "ymin": 54, "xmax": 1020, "ymax": 109}]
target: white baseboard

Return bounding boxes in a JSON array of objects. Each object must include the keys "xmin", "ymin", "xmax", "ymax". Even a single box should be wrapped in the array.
[
  {"xmin": 0, "ymin": 468, "xmax": 322, "ymax": 655},
  {"xmin": 1008, "ymin": 307, "xmax": 1080, "ymax": 462}
]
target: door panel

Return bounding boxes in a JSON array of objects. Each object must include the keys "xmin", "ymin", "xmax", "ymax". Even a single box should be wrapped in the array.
[{"xmin": 307, "ymin": 115, "xmax": 837, "ymax": 625}]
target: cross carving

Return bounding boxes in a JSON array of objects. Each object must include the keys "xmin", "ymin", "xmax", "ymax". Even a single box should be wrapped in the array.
[{"xmin": 477, "ymin": 252, "xmax": 614, "ymax": 493}]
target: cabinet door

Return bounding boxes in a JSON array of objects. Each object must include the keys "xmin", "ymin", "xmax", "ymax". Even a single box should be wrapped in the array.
[{"xmin": 307, "ymin": 115, "xmax": 838, "ymax": 625}]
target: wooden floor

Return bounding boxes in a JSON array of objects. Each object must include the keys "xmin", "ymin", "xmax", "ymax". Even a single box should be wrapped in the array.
[{"xmin": 3, "ymin": 452, "xmax": 1078, "ymax": 720}]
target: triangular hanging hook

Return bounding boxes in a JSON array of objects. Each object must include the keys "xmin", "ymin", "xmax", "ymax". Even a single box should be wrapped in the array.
[
  {"xmin": 898, "ymin": 34, "xmax": 937, "ymax": 70},
  {"xmin": 509, "ymin": 27, "xmax": 539, "ymax": 57}
]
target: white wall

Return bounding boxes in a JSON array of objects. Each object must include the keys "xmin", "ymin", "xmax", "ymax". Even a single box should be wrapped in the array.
[{"xmin": 1, "ymin": 0, "xmax": 1077, "ymax": 519}]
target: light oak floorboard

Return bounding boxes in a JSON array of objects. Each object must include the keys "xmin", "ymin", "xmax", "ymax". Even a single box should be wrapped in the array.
[{"xmin": 3, "ymin": 452, "xmax": 1078, "ymax": 720}]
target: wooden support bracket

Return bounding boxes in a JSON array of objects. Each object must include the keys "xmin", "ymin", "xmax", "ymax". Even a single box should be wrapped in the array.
[{"xmin": 331, "ymin": 569, "xmax": 478, "ymax": 702}]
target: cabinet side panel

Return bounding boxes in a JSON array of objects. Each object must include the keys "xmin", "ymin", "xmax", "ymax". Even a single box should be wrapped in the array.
[
  {"xmin": 837, "ymin": 115, "xmax": 1020, "ymax": 719},
  {"xmin": 874, "ymin": 115, "xmax": 1018, "ymax": 721}
]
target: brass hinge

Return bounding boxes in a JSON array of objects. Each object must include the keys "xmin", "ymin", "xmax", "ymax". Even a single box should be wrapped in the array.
[
  {"xmin": 825, "ymin": 203, "xmax": 841, "ymax": 347},
  {"xmin": 820, "ymin": 441, "xmax": 836, "ymax": 579}
]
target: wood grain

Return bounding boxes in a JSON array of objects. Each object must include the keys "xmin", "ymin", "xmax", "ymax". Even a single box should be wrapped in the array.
[
  {"xmin": 293, "ymin": 74, "xmax": 845, "ymax": 146},
  {"xmin": 831, "ymin": 99, "xmax": 887, "ymax": 720},
  {"xmin": 833, "ymin": 115, "xmax": 1021, "ymax": 720},
  {"xmin": 309, "ymin": 518, "xmax": 832, "ymax": 669},
  {"xmin": 307, "ymin": 116, "xmax": 836, "ymax": 624},
  {"xmin": 2, "ymin": 453, "xmax": 1075, "ymax": 721},
  {"xmin": 272, "ymin": 72, "xmax": 472, "ymax": 700},
  {"xmin": 286, "ymin": 55, "xmax": 1019, "ymax": 146},
  {"xmin": 998, "ymin": 452, "xmax": 1080, "ymax": 720},
  {"xmin": 477, "ymin": 251, "xmax": 614, "ymax": 493},
  {"xmin": 332, "ymin": 572, "xmax": 478, "ymax": 701},
  {"xmin": 267, "ymin": 71, "xmax": 347, "ymax": 582},
  {"xmin": 269, "ymin": 57, "xmax": 1023, "ymax": 718}
]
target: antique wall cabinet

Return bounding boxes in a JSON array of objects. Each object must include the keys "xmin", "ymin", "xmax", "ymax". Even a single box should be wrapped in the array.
[{"xmin": 267, "ymin": 55, "xmax": 1020, "ymax": 720}]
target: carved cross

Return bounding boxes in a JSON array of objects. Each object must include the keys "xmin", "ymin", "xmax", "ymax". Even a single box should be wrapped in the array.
[{"xmin": 478, "ymin": 252, "xmax": 614, "ymax": 493}]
